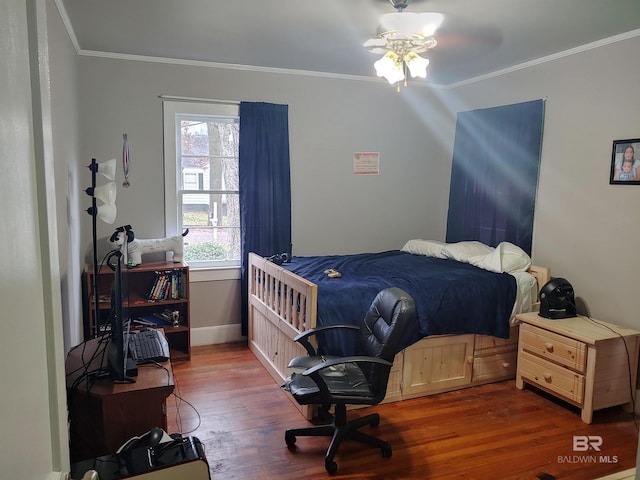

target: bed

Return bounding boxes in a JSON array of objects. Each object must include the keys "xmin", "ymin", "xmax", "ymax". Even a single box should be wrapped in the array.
[{"xmin": 247, "ymin": 240, "xmax": 550, "ymax": 418}]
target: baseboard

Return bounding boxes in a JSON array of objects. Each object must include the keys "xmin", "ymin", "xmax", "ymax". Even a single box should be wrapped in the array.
[{"xmin": 191, "ymin": 324, "xmax": 246, "ymax": 346}]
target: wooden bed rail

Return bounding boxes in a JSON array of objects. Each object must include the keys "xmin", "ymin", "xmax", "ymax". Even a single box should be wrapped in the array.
[
  {"xmin": 528, "ymin": 264, "xmax": 551, "ymax": 303},
  {"xmin": 248, "ymin": 253, "xmax": 317, "ymax": 333},
  {"xmin": 247, "ymin": 253, "xmax": 317, "ymax": 387}
]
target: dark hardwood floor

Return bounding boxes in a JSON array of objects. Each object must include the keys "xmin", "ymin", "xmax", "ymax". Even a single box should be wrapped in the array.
[{"xmin": 166, "ymin": 343, "xmax": 638, "ymax": 480}]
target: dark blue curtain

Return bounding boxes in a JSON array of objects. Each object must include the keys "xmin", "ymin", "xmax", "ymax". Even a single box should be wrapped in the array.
[
  {"xmin": 239, "ymin": 102, "xmax": 292, "ymax": 336},
  {"xmin": 446, "ymin": 99, "xmax": 544, "ymax": 255}
]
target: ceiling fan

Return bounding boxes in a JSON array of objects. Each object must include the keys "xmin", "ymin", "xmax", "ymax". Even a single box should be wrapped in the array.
[{"xmin": 364, "ymin": 0, "xmax": 444, "ymax": 88}]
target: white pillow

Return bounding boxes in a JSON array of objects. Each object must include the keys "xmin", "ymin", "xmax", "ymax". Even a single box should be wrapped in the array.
[
  {"xmin": 466, "ymin": 250, "xmax": 501, "ymax": 272},
  {"xmin": 441, "ymin": 241, "xmax": 494, "ymax": 262},
  {"xmin": 495, "ymin": 241, "xmax": 531, "ymax": 272},
  {"xmin": 459, "ymin": 241, "xmax": 531, "ymax": 273},
  {"xmin": 401, "ymin": 239, "xmax": 446, "ymax": 258}
]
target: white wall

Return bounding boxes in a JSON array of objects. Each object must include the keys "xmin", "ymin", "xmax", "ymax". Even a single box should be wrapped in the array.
[
  {"xmin": 48, "ymin": 0, "xmax": 82, "ymax": 351},
  {"xmin": 1, "ymin": 0, "xmax": 69, "ymax": 477},
  {"xmin": 447, "ymin": 34, "xmax": 640, "ymax": 329}
]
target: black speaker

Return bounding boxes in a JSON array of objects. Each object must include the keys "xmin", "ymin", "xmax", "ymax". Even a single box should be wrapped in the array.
[{"xmin": 539, "ymin": 278, "xmax": 576, "ymax": 319}]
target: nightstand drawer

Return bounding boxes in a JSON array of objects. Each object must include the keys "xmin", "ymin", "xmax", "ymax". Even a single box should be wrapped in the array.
[
  {"xmin": 520, "ymin": 323, "xmax": 587, "ymax": 373},
  {"xmin": 518, "ymin": 350, "xmax": 585, "ymax": 404}
]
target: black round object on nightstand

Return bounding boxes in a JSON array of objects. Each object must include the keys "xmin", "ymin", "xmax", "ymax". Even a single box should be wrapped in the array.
[{"xmin": 539, "ymin": 278, "xmax": 577, "ymax": 319}]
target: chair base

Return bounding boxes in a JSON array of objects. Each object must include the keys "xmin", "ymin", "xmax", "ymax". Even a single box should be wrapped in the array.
[{"xmin": 284, "ymin": 404, "xmax": 392, "ymax": 475}]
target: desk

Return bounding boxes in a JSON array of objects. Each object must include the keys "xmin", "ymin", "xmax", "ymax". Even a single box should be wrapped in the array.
[{"xmin": 66, "ymin": 337, "xmax": 175, "ymax": 462}]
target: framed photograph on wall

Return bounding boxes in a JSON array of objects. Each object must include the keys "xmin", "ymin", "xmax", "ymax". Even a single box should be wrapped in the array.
[{"xmin": 610, "ymin": 138, "xmax": 640, "ymax": 185}]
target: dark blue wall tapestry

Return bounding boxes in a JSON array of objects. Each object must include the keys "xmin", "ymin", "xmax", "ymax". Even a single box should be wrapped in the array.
[{"xmin": 446, "ymin": 99, "xmax": 545, "ymax": 255}]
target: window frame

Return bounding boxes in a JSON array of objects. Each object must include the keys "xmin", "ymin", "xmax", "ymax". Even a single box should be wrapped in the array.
[{"xmin": 163, "ymin": 100, "xmax": 240, "ymax": 270}]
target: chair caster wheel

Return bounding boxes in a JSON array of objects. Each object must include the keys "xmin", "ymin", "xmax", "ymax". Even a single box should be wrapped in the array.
[
  {"xmin": 382, "ymin": 445, "xmax": 392, "ymax": 458},
  {"xmin": 285, "ymin": 432, "xmax": 296, "ymax": 447},
  {"xmin": 325, "ymin": 459, "xmax": 338, "ymax": 474}
]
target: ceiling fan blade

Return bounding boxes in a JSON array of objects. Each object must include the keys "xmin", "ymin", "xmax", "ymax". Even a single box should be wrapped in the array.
[
  {"xmin": 363, "ymin": 37, "xmax": 387, "ymax": 48},
  {"xmin": 428, "ymin": 25, "xmax": 502, "ymax": 63}
]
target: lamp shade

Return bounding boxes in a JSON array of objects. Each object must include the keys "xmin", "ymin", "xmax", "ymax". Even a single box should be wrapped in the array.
[
  {"xmin": 97, "ymin": 158, "xmax": 117, "ymax": 181},
  {"xmin": 97, "ymin": 203, "xmax": 117, "ymax": 224},
  {"xmin": 87, "ymin": 203, "xmax": 117, "ymax": 224},
  {"xmin": 374, "ymin": 51, "xmax": 405, "ymax": 84},
  {"xmin": 92, "ymin": 182, "xmax": 117, "ymax": 206},
  {"xmin": 404, "ymin": 51, "xmax": 430, "ymax": 78}
]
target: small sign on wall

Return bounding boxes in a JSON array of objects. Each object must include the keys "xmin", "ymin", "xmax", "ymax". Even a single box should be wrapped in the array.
[{"xmin": 353, "ymin": 152, "xmax": 379, "ymax": 175}]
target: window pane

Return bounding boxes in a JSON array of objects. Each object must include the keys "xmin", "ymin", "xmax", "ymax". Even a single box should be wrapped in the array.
[
  {"xmin": 182, "ymin": 226, "xmax": 241, "ymax": 262},
  {"xmin": 181, "ymin": 193, "xmax": 240, "ymax": 262},
  {"xmin": 176, "ymin": 112, "xmax": 240, "ymax": 266},
  {"xmin": 181, "ymin": 193, "xmax": 239, "ymax": 226}
]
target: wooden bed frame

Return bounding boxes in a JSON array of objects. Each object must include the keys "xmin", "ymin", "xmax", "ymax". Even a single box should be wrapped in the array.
[{"xmin": 247, "ymin": 252, "xmax": 551, "ymax": 418}]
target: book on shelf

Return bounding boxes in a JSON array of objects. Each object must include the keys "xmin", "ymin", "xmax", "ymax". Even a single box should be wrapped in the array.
[{"xmin": 147, "ymin": 269, "xmax": 185, "ymax": 302}]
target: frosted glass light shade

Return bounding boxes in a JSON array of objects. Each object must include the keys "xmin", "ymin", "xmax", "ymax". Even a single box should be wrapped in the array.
[
  {"xmin": 97, "ymin": 158, "xmax": 117, "ymax": 181},
  {"xmin": 97, "ymin": 203, "xmax": 117, "ymax": 224},
  {"xmin": 92, "ymin": 182, "xmax": 117, "ymax": 206},
  {"xmin": 87, "ymin": 203, "xmax": 117, "ymax": 224},
  {"xmin": 374, "ymin": 51, "xmax": 405, "ymax": 84},
  {"xmin": 404, "ymin": 51, "xmax": 430, "ymax": 78}
]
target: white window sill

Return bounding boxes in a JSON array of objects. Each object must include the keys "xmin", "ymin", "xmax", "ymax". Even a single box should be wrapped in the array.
[{"xmin": 189, "ymin": 266, "xmax": 241, "ymax": 282}]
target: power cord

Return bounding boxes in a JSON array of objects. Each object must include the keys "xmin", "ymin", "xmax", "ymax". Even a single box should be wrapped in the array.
[
  {"xmin": 171, "ymin": 371, "xmax": 202, "ymax": 435},
  {"xmin": 66, "ymin": 335, "xmax": 110, "ymax": 393},
  {"xmin": 143, "ymin": 360, "xmax": 202, "ymax": 436}
]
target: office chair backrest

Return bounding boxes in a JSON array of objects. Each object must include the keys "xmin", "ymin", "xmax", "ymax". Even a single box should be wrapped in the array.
[{"xmin": 356, "ymin": 288, "xmax": 416, "ymax": 393}]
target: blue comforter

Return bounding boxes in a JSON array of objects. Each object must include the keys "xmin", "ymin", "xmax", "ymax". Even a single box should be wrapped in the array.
[{"xmin": 283, "ymin": 250, "xmax": 517, "ymax": 356}]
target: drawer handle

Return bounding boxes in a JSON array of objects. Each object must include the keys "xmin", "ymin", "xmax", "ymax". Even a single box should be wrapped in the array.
[
  {"xmin": 543, "ymin": 372, "xmax": 552, "ymax": 382},
  {"xmin": 544, "ymin": 342, "xmax": 554, "ymax": 352},
  {"xmin": 502, "ymin": 362, "xmax": 510, "ymax": 369}
]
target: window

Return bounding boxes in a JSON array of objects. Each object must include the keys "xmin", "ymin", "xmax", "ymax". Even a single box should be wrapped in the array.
[{"xmin": 163, "ymin": 101, "xmax": 240, "ymax": 268}]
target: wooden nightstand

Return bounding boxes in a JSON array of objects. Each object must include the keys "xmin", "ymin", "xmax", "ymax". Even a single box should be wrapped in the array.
[{"xmin": 515, "ymin": 312, "xmax": 640, "ymax": 423}]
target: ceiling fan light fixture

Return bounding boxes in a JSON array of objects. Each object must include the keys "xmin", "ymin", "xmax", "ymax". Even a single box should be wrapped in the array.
[
  {"xmin": 374, "ymin": 51, "xmax": 405, "ymax": 84},
  {"xmin": 365, "ymin": 3, "xmax": 442, "ymax": 88},
  {"xmin": 404, "ymin": 51, "xmax": 429, "ymax": 78}
]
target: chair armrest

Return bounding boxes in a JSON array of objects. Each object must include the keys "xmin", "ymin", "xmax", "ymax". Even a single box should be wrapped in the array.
[
  {"xmin": 302, "ymin": 356, "xmax": 392, "ymax": 376},
  {"xmin": 294, "ymin": 325, "xmax": 360, "ymax": 356}
]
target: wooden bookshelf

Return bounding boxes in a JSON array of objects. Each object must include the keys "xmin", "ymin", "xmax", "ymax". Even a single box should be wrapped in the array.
[{"xmin": 83, "ymin": 260, "xmax": 191, "ymax": 361}]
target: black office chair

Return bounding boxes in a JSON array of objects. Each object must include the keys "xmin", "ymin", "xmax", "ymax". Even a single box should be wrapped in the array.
[{"xmin": 283, "ymin": 287, "xmax": 416, "ymax": 474}]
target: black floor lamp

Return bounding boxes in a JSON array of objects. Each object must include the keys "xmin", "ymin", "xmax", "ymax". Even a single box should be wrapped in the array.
[{"xmin": 86, "ymin": 158, "xmax": 117, "ymax": 337}]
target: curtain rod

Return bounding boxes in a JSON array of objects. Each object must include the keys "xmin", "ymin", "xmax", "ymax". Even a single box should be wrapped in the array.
[{"xmin": 158, "ymin": 94, "xmax": 240, "ymax": 105}]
